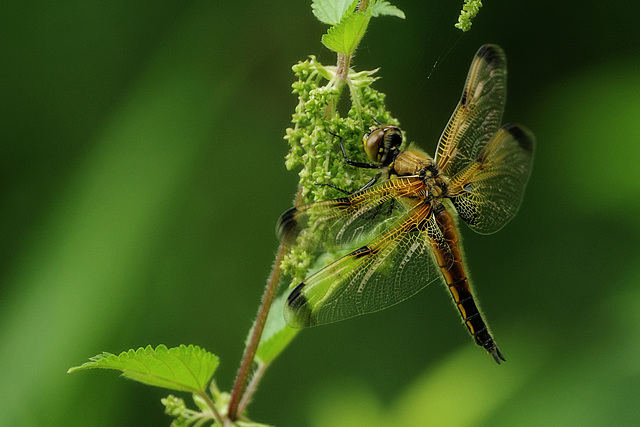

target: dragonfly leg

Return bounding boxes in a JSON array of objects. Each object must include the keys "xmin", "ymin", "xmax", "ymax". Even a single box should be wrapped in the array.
[
  {"xmin": 314, "ymin": 171, "xmax": 382, "ymax": 195},
  {"xmin": 327, "ymin": 131, "xmax": 380, "ymax": 169},
  {"xmin": 314, "ymin": 181, "xmax": 351, "ymax": 195}
]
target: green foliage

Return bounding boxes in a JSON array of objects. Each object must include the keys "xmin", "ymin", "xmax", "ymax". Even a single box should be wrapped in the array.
[
  {"xmin": 313, "ymin": 0, "xmax": 405, "ymax": 54},
  {"xmin": 322, "ymin": 11, "xmax": 371, "ymax": 55},
  {"xmin": 161, "ymin": 392, "xmax": 272, "ymax": 427},
  {"xmin": 312, "ymin": 0, "xmax": 359, "ymax": 25},
  {"xmin": 370, "ymin": 1, "xmax": 406, "ymax": 19},
  {"xmin": 68, "ymin": 345, "xmax": 219, "ymax": 394},
  {"xmin": 455, "ymin": 0, "xmax": 483, "ymax": 31},
  {"xmin": 70, "ymin": 345, "xmax": 229, "ymax": 425}
]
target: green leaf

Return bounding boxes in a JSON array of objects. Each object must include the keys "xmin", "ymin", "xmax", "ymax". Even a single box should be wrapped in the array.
[
  {"xmin": 68, "ymin": 344, "xmax": 219, "ymax": 393},
  {"xmin": 312, "ymin": 0, "xmax": 359, "ymax": 25},
  {"xmin": 322, "ymin": 11, "xmax": 371, "ymax": 55},
  {"xmin": 255, "ymin": 293, "xmax": 299, "ymax": 365},
  {"xmin": 370, "ymin": 1, "xmax": 405, "ymax": 19}
]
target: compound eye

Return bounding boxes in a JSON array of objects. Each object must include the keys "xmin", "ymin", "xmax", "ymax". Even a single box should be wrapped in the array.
[{"xmin": 363, "ymin": 127, "xmax": 385, "ymax": 163}]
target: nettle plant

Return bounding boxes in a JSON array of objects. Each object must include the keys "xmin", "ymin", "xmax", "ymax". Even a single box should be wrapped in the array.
[{"xmin": 68, "ymin": 1, "xmax": 482, "ymax": 425}]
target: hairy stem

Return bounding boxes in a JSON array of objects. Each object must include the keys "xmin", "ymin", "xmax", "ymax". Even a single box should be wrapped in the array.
[
  {"xmin": 237, "ymin": 361, "xmax": 268, "ymax": 416},
  {"xmin": 227, "ymin": 208, "xmax": 294, "ymax": 420}
]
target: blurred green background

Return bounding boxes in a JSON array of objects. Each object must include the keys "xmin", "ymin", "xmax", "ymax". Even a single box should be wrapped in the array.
[{"xmin": 2, "ymin": 1, "xmax": 640, "ymax": 426}]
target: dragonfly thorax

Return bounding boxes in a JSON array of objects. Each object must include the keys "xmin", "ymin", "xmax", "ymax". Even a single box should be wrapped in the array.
[
  {"xmin": 390, "ymin": 147, "xmax": 449, "ymax": 200},
  {"xmin": 420, "ymin": 161, "xmax": 448, "ymax": 200}
]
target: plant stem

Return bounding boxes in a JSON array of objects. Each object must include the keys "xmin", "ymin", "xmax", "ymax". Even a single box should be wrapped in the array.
[
  {"xmin": 227, "ymin": 10, "xmax": 370, "ymax": 413},
  {"xmin": 196, "ymin": 390, "xmax": 224, "ymax": 426},
  {"xmin": 227, "ymin": 236, "xmax": 290, "ymax": 420},
  {"xmin": 237, "ymin": 361, "xmax": 268, "ymax": 416},
  {"xmin": 335, "ymin": 53, "xmax": 352, "ymax": 82}
]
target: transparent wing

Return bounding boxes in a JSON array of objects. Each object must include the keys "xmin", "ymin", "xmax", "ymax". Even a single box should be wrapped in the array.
[
  {"xmin": 447, "ymin": 124, "xmax": 535, "ymax": 234},
  {"xmin": 277, "ymin": 177, "xmax": 425, "ymax": 250},
  {"xmin": 284, "ymin": 203, "xmax": 455, "ymax": 327},
  {"xmin": 435, "ymin": 45, "xmax": 507, "ymax": 176}
]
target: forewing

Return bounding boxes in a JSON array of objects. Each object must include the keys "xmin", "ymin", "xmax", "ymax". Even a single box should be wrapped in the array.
[
  {"xmin": 435, "ymin": 45, "xmax": 507, "ymax": 176},
  {"xmin": 447, "ymin": 124, "xmax": 535, "ymax": 234},
  {"xmin": 284, "ymin": 203, "xmax": 451, "ymax": 327},
  {"xmin": 277, "ymin": 177, "xmax": 424, "ymax": 251}
]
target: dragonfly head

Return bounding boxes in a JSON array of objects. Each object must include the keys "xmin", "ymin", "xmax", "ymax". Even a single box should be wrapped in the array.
[{"xmin": 363, "ymin": 124, "xmax": 402, "ymax": 167}]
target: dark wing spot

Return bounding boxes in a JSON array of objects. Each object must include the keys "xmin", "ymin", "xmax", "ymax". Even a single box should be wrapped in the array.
[
  {"xmin": 476, "ymin": 44, "xmax": 505, "ymax": 70},
  {"xmin": 503, "ymin": 123, "xmax": 535, "ymax": 153},
  {"xmin": 276, "ymin": 207, "xmax": 299, "ymax": 244},
  {"xmin": 285, "ymin": 282, "xmax": 313, "ymax": 328}
]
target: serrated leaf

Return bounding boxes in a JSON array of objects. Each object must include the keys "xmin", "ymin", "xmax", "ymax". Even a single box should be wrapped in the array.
[
  {"xmin": 68, "ymin": 344, "xmax": 219, "ymax": 393},
  {"xmin": 322, "ymin": 11, "xmax": 371, "ymax": 55},
  {"xmin": 312, "ymin": 0, "xmax": 359, "ymax": 25},
  {"xmin": 370, "ymin": 1, "xmax": 405, "ymax": 19},
  {"xmin": 255, "ymin": 293, "xmax": 299, "ymax": 364}
]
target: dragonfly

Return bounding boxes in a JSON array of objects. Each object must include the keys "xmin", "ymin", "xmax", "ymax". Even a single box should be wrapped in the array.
[{"xmin": 277, "ymin": 45, "xmax": 534, "ymax": 363}]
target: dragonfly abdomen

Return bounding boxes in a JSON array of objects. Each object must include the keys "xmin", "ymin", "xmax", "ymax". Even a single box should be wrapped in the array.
[
  {"xmin": 432, "ymin": 205, "xmax": 506, "ymax": 364},
  {"xmin": 447, "ymin": 276, "xmax": 504, "ymax": 363}
]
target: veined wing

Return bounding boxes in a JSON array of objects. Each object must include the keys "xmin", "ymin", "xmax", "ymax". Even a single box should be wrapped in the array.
[
  {"xmin": 284, "ymin": 202, "xmax": 455, "ymax": 328},
  {"xmin": 277, "ymin": 177, "xmax": 425, "ymax": 250},
  {"xmin": 435, "ymin": 45, "xmax": 507, "ymax": 177},
  {"xmin": 447, "ymin": 124, "xmax": 535, "ymax": 234}
]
